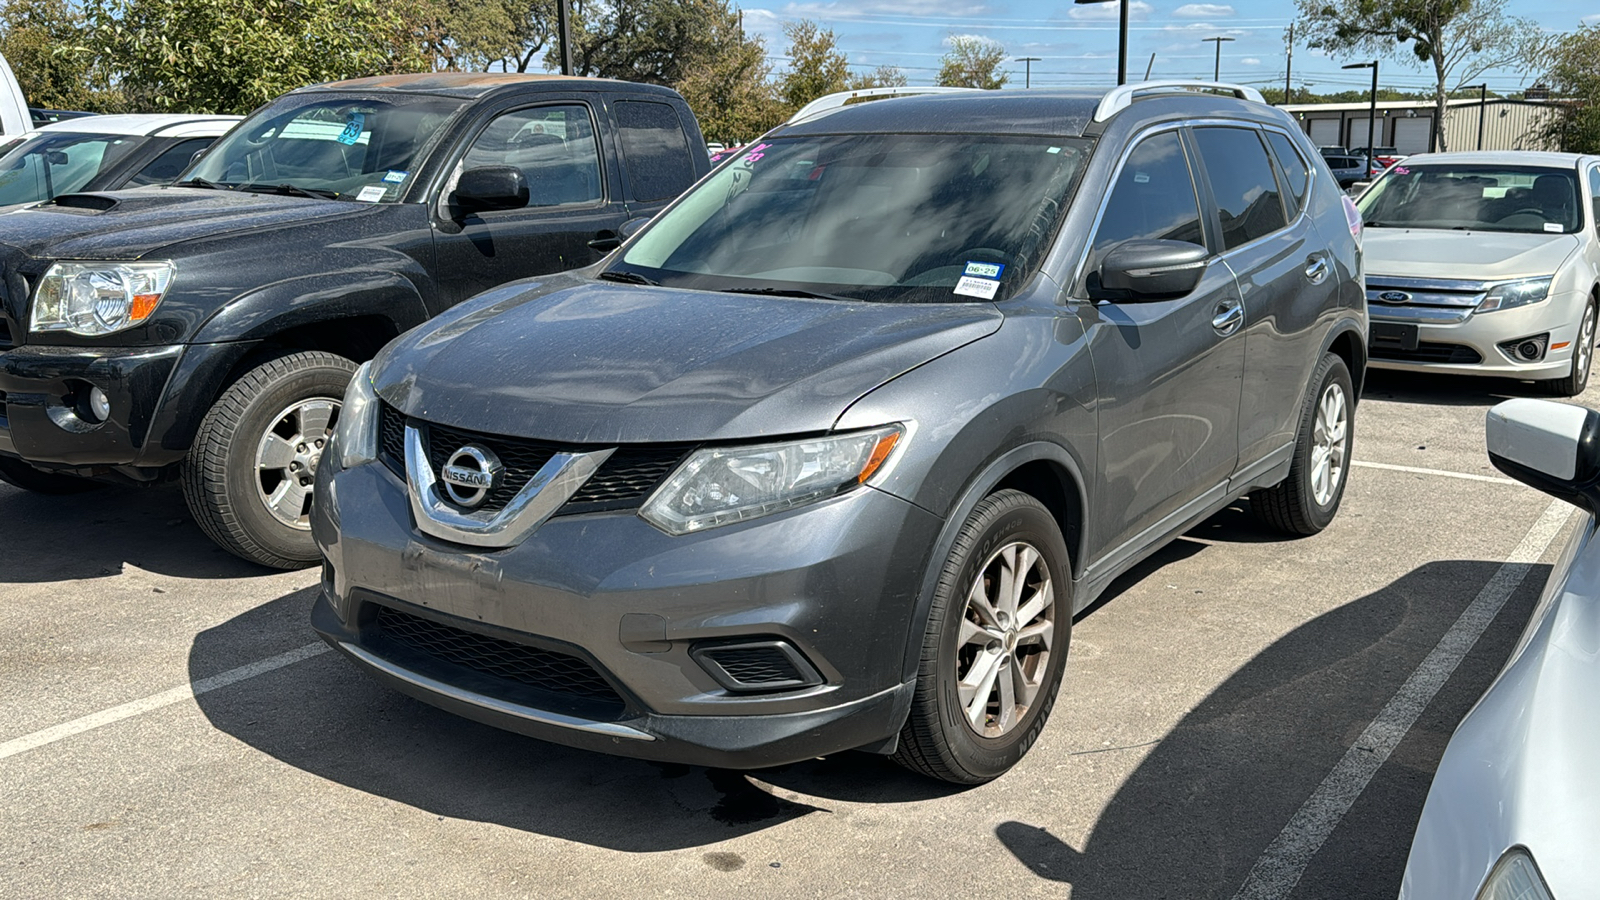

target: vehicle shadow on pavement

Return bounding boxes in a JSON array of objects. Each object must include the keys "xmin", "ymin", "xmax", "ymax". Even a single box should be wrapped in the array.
[
  {"xmin": 0, "ymin": 483, "xmax": 271, "ymax": 583},
  {"xmin": 187, "ymin": 585, "xmax": 958, "ymax": 851},
  {"xmin": 1362, "ymin": 369, "xmax": 1542, "ymax": 407},
  {"xmin": 992, "ymin": 558, "xmax": 1546, "ymax": 899}
]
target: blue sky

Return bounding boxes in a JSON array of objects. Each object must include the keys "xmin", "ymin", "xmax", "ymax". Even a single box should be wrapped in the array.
[{"xmin": 735, "ymin": 1, "xmax": 1600, "ymax": 94}]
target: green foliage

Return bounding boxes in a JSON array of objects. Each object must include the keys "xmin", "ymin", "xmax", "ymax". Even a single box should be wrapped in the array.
[
  {"xmin": 937, "ymin": 35, "xmax": 1007, "ymax": 90},
  {"xmin": 776, "ymin": 20, "xmax": 849, "ymax": 111},
  {"xmin": 0, "ymin": 0, "xmax": 122, "ymax": 110},
  {"xmin": 851, "ymin": 65, "xmax": 909, "ymax": 90},
  {"xmin": 674, "ymin": 8, "xmax": 784, "ymax": 142},
  {"xmin": 80, "ymin": 0, "xmax": 426, "ymax": 114},
  {"xmin": 1537, "ymin": 25, "xmax": 1600, "ymax": 153}
]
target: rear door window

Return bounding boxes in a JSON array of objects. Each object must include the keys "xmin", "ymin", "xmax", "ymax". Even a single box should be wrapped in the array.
[
  {"xmin": 614, "ymin": 100, "xmax": 695, "ymax": 203},
  {"xmin": 1089, "ymin": 130, "xmax": 1206, "ymax": 269},
  {"xmin": 1264, "ymin": 131, "xmax": 1310, "ymax": 217},
  {"xmin": 126, "ymin": 138, "xmax": 214, "ymax": 187},
  {"xmin": 1192, "ymin": 127, "xmax": 1288, "ymax": 250}
]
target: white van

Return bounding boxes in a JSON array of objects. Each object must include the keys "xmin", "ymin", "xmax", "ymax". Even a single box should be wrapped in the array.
[{"xmin": 0, "ymin": 52, "xmax": 31, "ymax": 137}]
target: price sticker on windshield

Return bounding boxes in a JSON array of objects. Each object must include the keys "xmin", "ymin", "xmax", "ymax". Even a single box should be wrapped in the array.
[{"xmin": 338, "ymin": 113, "xmax": 365, "ymax": 146}]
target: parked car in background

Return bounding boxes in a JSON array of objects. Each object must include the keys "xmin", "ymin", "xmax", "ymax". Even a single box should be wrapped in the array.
[
  {"xmin": 0, "ymin": 51, "xmax": 29, "ymax": 141},
  {"xmin": 0, "ymin": 115, "xmax": 240, "ymax": 207},
  {"xmin": 0, "ymin": 73, "xmax": 710, "ymax": 568},
  {"xmin": 1358, "ymin": 151, "xmax": 1600, "ymax": 395},
  {"xmin": 29, "ymin": 108, "xmax": 95, "ymax": 128},
  {"xmin": 310, "ymin": 82, "xmax": 1365, "ymax": 784},
  {"xmin": 1320, "ymin": 149, "xmax": 1372, "ymax": 188},
  {"xmin": 1399, "ymin": 397, "xmax": 1600, "ymax": 900},
  {"xmin": 1352, "ymin": 145, "xmax": 1402, "ymax": 168},
  {"xmin": 705, "ymin": 141, "xmax": 726, "ymax": 156}
]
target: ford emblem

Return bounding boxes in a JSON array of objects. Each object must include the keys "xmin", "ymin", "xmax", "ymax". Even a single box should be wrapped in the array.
[{"xmin": 1377, "ymin": 290, "xmax": 1411, "ymax": 304}]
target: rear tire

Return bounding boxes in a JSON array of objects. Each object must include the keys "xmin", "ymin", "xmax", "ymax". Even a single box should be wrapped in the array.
[
  {"xmin": 182, "ymin": 350, "xmax": 356, "ymax": 569},
  {"xmin": 0, "ymin": 456, "xmax": 103, "ymax": 494},
  {"xmin": 1250, "ymin": 352, "xmax": 1354, "ymax": 536},
  {"xmin": 893, "ymin": 490, "xmax": 1072, "ymax": 784},
  {"xmin": 1539, "ymin": 297, "xmax": 1595, "ymax": 397}
]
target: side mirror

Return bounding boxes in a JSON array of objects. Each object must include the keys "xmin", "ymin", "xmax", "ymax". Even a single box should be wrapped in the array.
[
  {"xmin": 619, "ymin": 215, "xmax": 650, "ymax": 239},
  {"xmin": 1091, "ymin": 239, "xmax": 1209, "ymax": 301},
  {"xmin": 452, "ymin": 165, "xmax": 528, "ymax": 216},
  {"xmin": 1487, "ymin": 398, "xmax": 1600, "ymax": 514},
  {"xmin": 44, "ymin": 150, "xmax": 69, "ymax": 167}
]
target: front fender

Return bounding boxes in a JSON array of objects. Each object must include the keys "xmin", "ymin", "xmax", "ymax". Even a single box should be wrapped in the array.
[{"xmin": 189, "ymin": 269, "xmax": 431, "ymax": 345}]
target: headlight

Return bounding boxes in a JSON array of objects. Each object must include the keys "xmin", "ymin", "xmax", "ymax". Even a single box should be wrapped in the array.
[
  {"xmin": 1476, "ymin": 848, "xmax": 1553, "ymax": 900},
  {"xmin": 31, "ymin": 261, "xmax": 174, "ymax": 336},
  {"xmin": 1478, "ymin": 277, "xmax": 1553, "ymax": 313},
  {"xmin": 641, "ymin": 425, "xmax": 904, "ymax": 535},
  {"xmin": 333, "ymin": 361, "xmax": 378, "ymax": 469}
]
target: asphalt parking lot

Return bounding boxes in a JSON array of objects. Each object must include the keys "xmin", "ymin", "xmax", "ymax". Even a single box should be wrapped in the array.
[{"xmin": 1, "ymin": 368, "xmax": 1590, "ymax": 899}]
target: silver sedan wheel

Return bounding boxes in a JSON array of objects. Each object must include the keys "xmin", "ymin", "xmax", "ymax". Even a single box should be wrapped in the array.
[
  {"xmin": 956, "ymin": 541, "xmax": 1055, "ymax": 738},
  {"xmin": 255, "ymin": 398, "xmax": 339, "ymax": 531},
  {"xmin": 1310, "ymin": 382, "xmax": 1348, "ymax": 507},
  {"xmin": 1577, "ymin": 303, "xmax": 1595, "ymax": 381}
]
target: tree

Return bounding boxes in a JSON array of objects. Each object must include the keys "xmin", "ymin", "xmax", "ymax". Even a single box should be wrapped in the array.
[
  {"xmin": 566, "ymin": 0, "xmax": 736, "ymax": 86},
  {"xmin": 80, "ymin": 0, "xmax": 426, "ymax": 114},
  {"xmin": 938, "ymin": 35, "xmax": 1007, "ymax": 90},
  {"xmin": 1294, "ymin": 0, "xmax": 1541, "ymax": 152},
  {"xmin": 675, "ymin": 10, "xmax": 785, "ymax": 142},
  {"xmin": 1536, "ymin": 26, "xmax": 1600, "ymax": 153},
  {"xmin": 850, "ymin": 65, "xmax": 909, "ymax": 90},
  {"xmin": 0, "ymin": 0, "xmax": 121, "ymax": 110},
  {"xmin": 776, "ymin": 20, "xmax": 850, "ymax": 111}
]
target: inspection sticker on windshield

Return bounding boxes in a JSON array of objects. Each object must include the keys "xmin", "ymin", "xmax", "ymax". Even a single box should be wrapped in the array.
[
  {"xmin": 355, "ymin": 185, "xmax": 387, "ymax": 203},
  {"xmin": 338, "ymin": 113, "xmax": 365, "ymax": 145},
  {"xmin": 1545, "ymin": 222, "xmax": 1563, "ymax": 232},
  {"xmin": 964, "ymin": 261, "xmax": 1004, "ymax": 280},
  {"xmin": 954, "ymin": 275, "xmax": 1002, "ymax": 299},
  {"xmin": 382, "ymin": 170, "xmax": 408, "ymax": 184}
]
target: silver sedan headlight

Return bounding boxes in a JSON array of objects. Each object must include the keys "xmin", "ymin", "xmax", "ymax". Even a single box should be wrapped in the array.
[
  {"xmin": 1477, "ymin": 848, "xmax": 1554, "ymax": 900},
  {"xmin": 332, "ymin": 361, "xmax": 379, "ymax": 469},
  {"xmin": 1477, "ymin": 277, "xmax": 1553, "ymax": 313},
  {"xmin": 641, "ymin": 425, "xmax": 904, "ymax": 535},
  {"xmin": 30, "ymin": 261, "xmax": 175, "ymax": 336}
]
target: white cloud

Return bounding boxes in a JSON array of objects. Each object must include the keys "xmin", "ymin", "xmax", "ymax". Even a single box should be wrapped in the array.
[
  {"xmin": 1160, "ymin": 22, "xmax": 1246, "ymax": 36},
  {"xmin": 1173, "ymin": 3, "xmax": 1236, "ymax": 17},
  {"xmin": 1584, "ymin": 13, "xmax": 1600, "ymax": 24},
  {"xmin": 1240, "ymin": 57, "xmax": 1261, "ymax": 65},
  {"xmin": 1068, "ymin": 1, "xmax": 1153, "ymax": 21}
]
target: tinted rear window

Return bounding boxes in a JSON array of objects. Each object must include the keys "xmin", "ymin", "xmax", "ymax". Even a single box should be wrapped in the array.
[
  {"xmin": 1193, "ymin": 127, "xmax": 1288, "ymax": 250},
  {"xmin": 615, "ymin": 100, "xmax": 695, "ymax": 203}
]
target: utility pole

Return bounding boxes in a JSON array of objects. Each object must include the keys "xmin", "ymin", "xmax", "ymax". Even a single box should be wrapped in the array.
[
  {"xmin": 1144, "ymin": 52, "xmax": 1156, "ymax": 80},
  {"xmin": 1073, "ymin": 0, "xmax": 1129, "ymax": 85},
  {"xmin": 1203, "ymin": 36, "xmax": 1234, "ymax": 82},
  {"xmin": 557, "ymin": 0, "xmax": 574, "ymax": 75},
  {"xmin": 1467, "ymin": 83, "xmax": 1488, "ymax": 149},
  {"xmin": 1283, "ymin": 23, "xmax": 1293, "ymax": 105},
  {"xmin": 1017, "ymin": 57, "xmax": 1041, "ymax": 89}
]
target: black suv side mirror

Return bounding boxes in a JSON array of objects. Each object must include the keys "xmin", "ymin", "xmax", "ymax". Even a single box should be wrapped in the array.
[
  {"xmin": 1092, "ymin": 239, "xmax": 1210, "ymax": 301},
  {"xmin": 452, "ymin": 166, "xmax": 529, "ymax": 216}
]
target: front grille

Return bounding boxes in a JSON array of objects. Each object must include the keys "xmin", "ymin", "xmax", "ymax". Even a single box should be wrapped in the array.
[
  {"xmin": 376, "ymin": 401, "xmax": 693, "ymax": 515},
  {"xmin": 371, "ymin": 604, "xmax": 624, "ymax": 709},
  {"xmin": 1370, "ymin": 341, "xmax": 1483, "ymax": 364}
]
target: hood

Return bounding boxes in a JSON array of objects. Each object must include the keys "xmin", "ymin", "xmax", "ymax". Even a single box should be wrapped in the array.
[
  {"xmin": 1365, "ymin": 229, "xmax": 1579, "ymax": 282},
  {"xmin": 0, "ymin": 186, "xmax": 378, "ymax": 260},
  {"xmin": 373, "ymin": 278, "xmax": 1003, "ymax": 444}
]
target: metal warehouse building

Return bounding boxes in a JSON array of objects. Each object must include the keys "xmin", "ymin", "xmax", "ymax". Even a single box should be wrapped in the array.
[{"xmin": 1281, "ymin": 97, "xmax": 1558, "ymax": 154}]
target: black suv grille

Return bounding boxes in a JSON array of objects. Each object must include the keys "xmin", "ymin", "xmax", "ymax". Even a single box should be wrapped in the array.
[
  {"xmin": 371, "ymin": 604, "xmax": 624, "ymax": 709},
  {"xmin": 376, "ymin": 401, "xmax": 692, "ymax": 515}
]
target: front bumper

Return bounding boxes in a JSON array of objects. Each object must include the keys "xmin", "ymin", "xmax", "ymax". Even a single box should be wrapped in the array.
[
  {"xmin": 312, "ymin": 458, "xmax": 943, "ymax": 768},
  {"xmin": 1368, "ymin": 291, "xmax": 1587, "ymax": 379}
]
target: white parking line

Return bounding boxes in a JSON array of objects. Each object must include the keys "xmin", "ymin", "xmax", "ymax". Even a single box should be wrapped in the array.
[
  {"xmin": 1229, "ymin": 497, "xmax": 1574, "ymax": 900},
  {"xmin": 1351, "ymin": 460, "xmax": 1518, "ymax": 486},
  {"xmin": 0, "ymin": 642, "xmax": 329, "ymax": 762}
]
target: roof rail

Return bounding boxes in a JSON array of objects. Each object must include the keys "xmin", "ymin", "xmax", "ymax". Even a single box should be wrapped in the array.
[
  {"xmin": 1092, "ymin": 80, "xmax": 1267, "ymax": 122},
  {"xmin": 786, "ymin": 86, "xmax": 977, "ymax": 125}
]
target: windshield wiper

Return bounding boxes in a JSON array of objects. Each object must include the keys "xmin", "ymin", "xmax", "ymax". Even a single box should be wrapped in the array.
[
  {"xmin": 175, "ymin": 177, "xmax": 228, "ymax": 190},
  {"xmin": 720, "ymin": 286, "xmax": 852, "ymax": 302},
  {"xmin": 598, "ymin": 270, "xmax": 659, "ymax": 286},
  {"xmin": 267, "ymin": 183, "xmax": 340, "ymax": 200}
]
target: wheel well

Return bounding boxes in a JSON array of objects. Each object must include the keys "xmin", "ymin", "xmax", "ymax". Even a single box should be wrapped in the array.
[
  {"xmin": 994, "ymin": 460, "xmax": 1085, "ymax": 578},
  {"xmin": 221, "ymin": 316, "xmax": 400, "ymax": 388},
  {"xmin": 1328, "ymin": 329, "xmax": 1365, "ymax": 398}
]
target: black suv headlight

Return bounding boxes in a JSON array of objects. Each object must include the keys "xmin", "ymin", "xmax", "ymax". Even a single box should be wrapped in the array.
[{"xmin": 30, "ymin": 261, "xmax": 175, "ymax": 336}]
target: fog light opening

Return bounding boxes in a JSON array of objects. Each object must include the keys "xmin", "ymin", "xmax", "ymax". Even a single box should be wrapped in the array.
[
  {"xmin": 1498, "ymin": 333, "xmax": 1551, "ymax": 364},
  {"xmin": 690, "ymin": 639, "xmax": 825, "ymax": 693}
]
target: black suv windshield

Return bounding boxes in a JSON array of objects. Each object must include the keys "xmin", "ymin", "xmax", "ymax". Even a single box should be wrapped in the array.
[
  {"xmin": 1357, "ymin": 164, "xmax": 1582, "ymax": 234},
  {"xmin": 0, "ymin": 131, "xmax": 142, "ymax": 206},
  {"xmin": 184, "ymin": 93, "xmax": 465, "ymax": 201},
  {"xmin": 612, "ymin": 134, "xmax": 1091, "ymax": 303}
]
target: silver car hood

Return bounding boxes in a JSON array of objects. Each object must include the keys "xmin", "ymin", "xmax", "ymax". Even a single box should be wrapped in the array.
[
  {"xmin": 1365, "ymin": 229, "xmax": 1579, "ymax": 282},
  {"xmin": 1400, "ymin": 516, "xmax": 1600, "ymax": 900}
]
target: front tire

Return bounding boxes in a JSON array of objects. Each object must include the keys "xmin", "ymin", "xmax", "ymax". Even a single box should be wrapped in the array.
[
  {"xmin": 1540, "ymin": 296, "xmax": 1595, "ymax": 397},
  {"xmin": 1250, "ymin": 352, "xmax": 1353, "ymax": 535},
  {"xmin": 893, "ymin": 489, "xmax": 1072, "ymax": 784},
  {"xmin": 182, "ymin": 350, "xmax": 356, "ymax": 569}
]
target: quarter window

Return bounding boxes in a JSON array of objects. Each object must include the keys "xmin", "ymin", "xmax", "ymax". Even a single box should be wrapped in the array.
[
  {"xmin": 1264, "ymin": 130, "xmax": 1310, "ymax": 216},
  {"xmin": 1193, "ymin": 127, "xmax": 1288, "ymax": 250},
  {"xmin": 615, "ymin": 100, "xmax": 696, "ymax": 202},
  {"xmin": 1090, "ymin": 131, "xmax": 1205, "ymax": 268},
  {"xmin": 459, "ymin": 104, "xmax": 603, "ymax": 208},
  {"xmin": 127, "ymin": 138, "xmax": 214, "ymax": 187}
]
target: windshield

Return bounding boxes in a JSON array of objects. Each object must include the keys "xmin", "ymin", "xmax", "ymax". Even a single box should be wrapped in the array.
[
  {"xmin": 612, "ymin": 134, "xmax": 1091, "ymax": 303},
  {"xmin": 1357, "ymin": 164, "xmax": 1582, "ymax": 234},
  {"xmin": 184, "ymin": 93, "xmax": 465, "ymax": 201},
  {"xmin": 0, "ymin": 132, "xmax": 143, "ymax": 206}
]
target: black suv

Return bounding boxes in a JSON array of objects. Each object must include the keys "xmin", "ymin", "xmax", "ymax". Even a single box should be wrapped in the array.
[
  {"xmin": 0, "ymin": 74, "xmax": 709, "ymax": 567},
  {"xmin": 310, "ymin": 83, "xmax": 1368, "ymax": 783}
]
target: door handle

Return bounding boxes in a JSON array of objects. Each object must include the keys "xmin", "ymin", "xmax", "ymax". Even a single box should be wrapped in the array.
[
  {"xmin": 1212, "ymin": 299, "xmax": 1244, "ymax": 336},
  {"xmin": 588, "ymin": 231, "xmax": 622, "ymax": 252},
  {"xmin": 1304, "ymin": 255, "xmax": 1330, "ymax": 285}
]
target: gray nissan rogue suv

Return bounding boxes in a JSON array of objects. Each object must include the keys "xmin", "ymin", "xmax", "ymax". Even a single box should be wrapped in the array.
[{"xmin": 310, "ymin": 83, "xmax": 1367, "ymax": 784}]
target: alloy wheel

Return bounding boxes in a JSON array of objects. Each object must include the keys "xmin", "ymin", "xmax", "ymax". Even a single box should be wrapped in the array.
[
  {"xmin": 255, "ymin": 398, "xmax": 339, "ymax": 530},
  {"xmin": 1310, "ymin": 382, "xmax": 1348, "ymax": 507},
  {"xmin": 956, "ymin": 541, "xmax": 1056, "ymax": 738}
]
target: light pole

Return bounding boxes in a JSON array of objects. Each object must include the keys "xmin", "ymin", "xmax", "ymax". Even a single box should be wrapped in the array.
[
  {"xmin": 1202, "ymin": 36, "xmax": 1234, "ymax": 81},
  {"xmin": 557, "ymin": 0, "xmax": 573, "ymax": 75},
  {"xmin": 1016, "ymin": 57, "xmax": 1041, "ymax": 89},
  {"xmin": 1074, "ymin": 0, "xmax": 1129, "ymax": 85},
  {"xmin": 1342, "ymin": 60, "xmax": 1379, "ymax": 169},
  {"xmin": 1464, "ymin": 82, "xmax": 1488, "ymax": 149}
]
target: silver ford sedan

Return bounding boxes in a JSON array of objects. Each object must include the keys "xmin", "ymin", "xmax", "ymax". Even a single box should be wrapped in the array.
[{"xmin": 1400, "ymin": 397, "xmax": 1600, "ymax": 899}]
